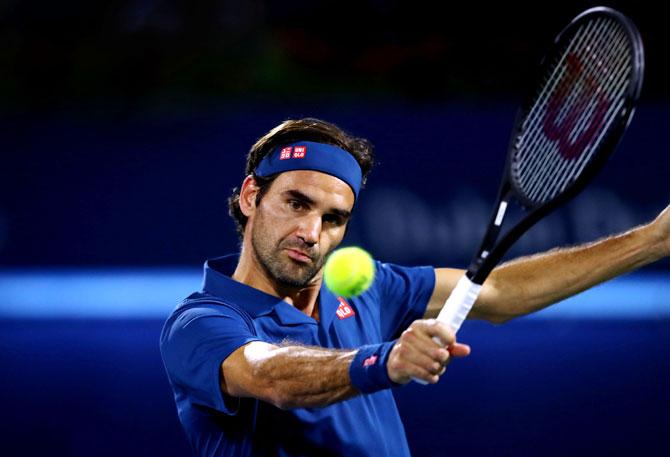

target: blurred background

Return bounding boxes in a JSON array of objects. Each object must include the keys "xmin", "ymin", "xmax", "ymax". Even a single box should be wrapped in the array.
[{"xmin": 1, "ymin": 1, "xmax": 668, "ymax": 456}]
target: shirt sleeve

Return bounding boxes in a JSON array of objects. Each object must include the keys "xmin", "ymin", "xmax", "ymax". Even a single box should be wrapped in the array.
[
  {"xmin": 373, "ymin": 261, "xmax": 436, "ymax": 341},
  {"xmin": 159, "ymin": 303, "xmax": 261, "ymax": 415}
]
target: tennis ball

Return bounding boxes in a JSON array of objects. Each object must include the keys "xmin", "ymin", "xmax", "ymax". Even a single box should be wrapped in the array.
[{"xmin": 323, "ymin": 246, "xmax": 375, "ymax": 298}]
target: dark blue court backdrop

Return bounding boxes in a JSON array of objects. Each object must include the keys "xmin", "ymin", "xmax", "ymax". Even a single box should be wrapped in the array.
[{"xmin": 3, "ymin": 103, "xmax": 670, "ymax": 268}]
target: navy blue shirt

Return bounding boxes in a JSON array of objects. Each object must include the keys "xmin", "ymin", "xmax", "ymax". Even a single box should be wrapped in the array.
[{"xmin": 160, "ymin": 255, "xmax": 435, "ymax": 457}]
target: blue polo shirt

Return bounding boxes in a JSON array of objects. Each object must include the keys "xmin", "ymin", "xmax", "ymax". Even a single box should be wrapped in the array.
[{"xmin": 160, "ymin": 254, "xmax": 435, "ymax": 457}]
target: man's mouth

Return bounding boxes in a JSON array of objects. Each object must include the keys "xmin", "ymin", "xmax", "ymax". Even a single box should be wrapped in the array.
[{"xmin": 285, "ymin": 248, "xmax": 313, "ymax": 263}]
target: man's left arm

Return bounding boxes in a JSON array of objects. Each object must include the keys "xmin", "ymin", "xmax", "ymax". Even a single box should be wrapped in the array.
[{"xmin": 426, "ymin": 204, "xmax": 670, "ymax": 323}]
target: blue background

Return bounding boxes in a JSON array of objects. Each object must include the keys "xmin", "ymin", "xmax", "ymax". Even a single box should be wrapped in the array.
[{"xmin": 1, "ymin": 1, "xmax": 669, "ymax": 456}]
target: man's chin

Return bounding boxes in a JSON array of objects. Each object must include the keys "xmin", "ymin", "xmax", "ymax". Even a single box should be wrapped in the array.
[
  {"xmin": 273, "ymin": 264, "xmax": 319, "ymax": 289},
  {"xmin": 273, "ymin": 273, "xmax": 312, "ymax": 289}
]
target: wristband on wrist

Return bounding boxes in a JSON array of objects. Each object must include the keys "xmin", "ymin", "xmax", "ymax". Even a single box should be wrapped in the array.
[{"xmin": 349, "ymin": 341, "xmax": 399, "ymax": 393}]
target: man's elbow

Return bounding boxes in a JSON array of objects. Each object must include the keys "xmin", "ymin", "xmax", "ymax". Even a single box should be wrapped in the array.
[
  {"xmin": 473, "ymin": 280, "xmax": 521, "ymax": 325},
  {"xmin": 484, "ymin": 312, "xmax": 516, "ymax": 325},
  {"xmin": 467, "ymin": 306, "xmax": 514, "ymax": 325}
]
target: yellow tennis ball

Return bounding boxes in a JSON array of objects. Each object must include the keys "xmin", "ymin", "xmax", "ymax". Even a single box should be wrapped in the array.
[{"xmin": 323, "ymin": 247, "xmax": 375, "ymax": 298}]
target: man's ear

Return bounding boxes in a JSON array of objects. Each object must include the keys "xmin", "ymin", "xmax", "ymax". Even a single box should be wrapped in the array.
[{"xmin": 239, "ymin": 175, "xmax": 260, "ymax": 217}]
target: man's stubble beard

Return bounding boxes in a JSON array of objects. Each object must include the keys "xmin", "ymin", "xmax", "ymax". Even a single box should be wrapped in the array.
[{"xmin": 250, "ymin": 214, "xmax": 327, "ymax": 289}]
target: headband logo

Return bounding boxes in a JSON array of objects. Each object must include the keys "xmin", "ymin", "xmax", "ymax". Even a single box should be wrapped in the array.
[
  {"xmin": 293, "ymin": 146, "xmax": 306, "ymax": 159},
  {"xmin": 279, "ymin": 146, "xmax": 307, "ymax": 160}
]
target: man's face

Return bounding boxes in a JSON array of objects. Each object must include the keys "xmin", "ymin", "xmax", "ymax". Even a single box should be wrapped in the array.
[{"xmin": 249, "ymin": 170, "xmax": 355, "ymax": 289}]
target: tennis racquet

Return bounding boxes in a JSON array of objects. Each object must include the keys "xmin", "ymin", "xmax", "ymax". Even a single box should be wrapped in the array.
[{"xmin": 436, "ymin": 7, "xmax": 645, "ymax": 333}]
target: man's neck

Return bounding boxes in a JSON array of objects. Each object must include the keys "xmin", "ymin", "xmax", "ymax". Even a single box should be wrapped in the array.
[{"xmin": 232, "ymin": 246, "xmax": 321, "ymax": 320}]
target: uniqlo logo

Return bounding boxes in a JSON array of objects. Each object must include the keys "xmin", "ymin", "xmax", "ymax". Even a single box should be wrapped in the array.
[
  {"xmin": 335, "ymin": 297, "xmax": 355, "ymax": 320},
  {"xmin": 292, "ymin": 146, "xmax": 306, "ymax": 159},
  {"xmin": 363, "ymin": 355, "xmax": 378, "ymax": 367},
  {"xmin": 280, "ymin": 147, "xmax": 293, "ymax": 160}
]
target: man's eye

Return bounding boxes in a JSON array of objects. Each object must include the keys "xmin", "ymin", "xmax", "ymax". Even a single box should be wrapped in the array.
[
  {"xmin": 288, "ymin": 200, "xmax": 304, "ymax": 210},
  {"xmin": 323, "ymin": 215, "xmax": 344, "ymax": 226}
]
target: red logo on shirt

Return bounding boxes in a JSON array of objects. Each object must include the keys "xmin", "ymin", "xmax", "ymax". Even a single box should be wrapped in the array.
[
  {"xmin": 363, "ymin": 355, "xmax": 378, "ymax": 367},
  {"xmin": 280, "ymin": 147, "xmax": 293, "ymax": 160},
  {"xmin": 293, "ymin": 146, "xmax": 307, "ymax": 159},
  {"xmin": 336, "ymin": 297, "xmax": 355, "ymax": 320}
]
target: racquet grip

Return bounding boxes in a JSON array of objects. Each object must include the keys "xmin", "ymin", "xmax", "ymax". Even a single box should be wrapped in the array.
[
  {"xmin": 436, "ymin": 275, "xmax": 482, "ymax": 333},
  {"xmin": 412, "ymin": 275, "xmax": 482, "ymax": 385}
]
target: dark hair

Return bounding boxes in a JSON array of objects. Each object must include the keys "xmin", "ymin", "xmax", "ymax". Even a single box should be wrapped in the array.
[{"xmin": 228, "ymin": 118, "xmax": 375, "ymax": 239}]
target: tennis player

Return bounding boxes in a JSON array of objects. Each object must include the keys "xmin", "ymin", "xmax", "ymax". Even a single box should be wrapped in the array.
[{"xmin": 160, "ymin": 118, "xmax": 669, "ymax": 457}]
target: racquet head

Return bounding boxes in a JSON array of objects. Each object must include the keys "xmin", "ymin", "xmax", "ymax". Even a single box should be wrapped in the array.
[
  {"xmin": 465, "ymin": 7, "xmax": 645, "ymax": 284},
  {"xmin": 508, "ymin": 6, "xmax": 644, "ymax": 209}
]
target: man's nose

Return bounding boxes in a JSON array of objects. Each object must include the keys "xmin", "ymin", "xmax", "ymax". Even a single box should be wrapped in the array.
[{"xmin": 297, "ymin": 215, "xmax": 321, "ymax": 246}]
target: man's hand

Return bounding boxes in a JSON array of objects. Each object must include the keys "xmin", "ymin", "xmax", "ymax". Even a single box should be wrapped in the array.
[
  {"xmin": 650, "ymin": 203, "xmax": 670, "ymax": 258},
  {"xmin": 387, "ymin": 319, "xmax": 470, "ymax": 385}
]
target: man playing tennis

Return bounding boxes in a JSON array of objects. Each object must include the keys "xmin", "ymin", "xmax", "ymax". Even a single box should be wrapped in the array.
[{"xmin": 160, "ymin": 118, "xmax": 670, "ymax": 457}]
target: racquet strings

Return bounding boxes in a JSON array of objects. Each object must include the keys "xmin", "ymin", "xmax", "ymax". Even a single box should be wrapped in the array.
[{"xmin": 511, "ymin": 16, "xmax": 635, "ymax": 206}]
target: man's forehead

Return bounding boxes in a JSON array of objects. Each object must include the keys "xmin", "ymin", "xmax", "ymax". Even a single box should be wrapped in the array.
[{"xmin": 271, "ymin": 170, "xmax": 355, "ymax": 207}]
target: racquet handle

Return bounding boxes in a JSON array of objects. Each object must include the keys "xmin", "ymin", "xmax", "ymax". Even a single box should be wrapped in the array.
[
  {"xmin": 436, "ymin": 275, "xmax": 482, "ymax": 333},
  {"xmin": 412, "ymin": 275, "xmax": 482, "ymax": 385}
]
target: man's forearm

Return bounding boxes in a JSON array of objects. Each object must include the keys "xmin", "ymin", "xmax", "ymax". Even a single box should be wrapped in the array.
[
  {"xmin": 223, "ymin": 320, "xmax": 466, "ymax": 409},
  {"xmin": 232, "ymin": 343, "xmax": 359, "ymax": 409},
  {"xmin": 474, "ymin": 223, "xmax": 664, "ymax": 322}
]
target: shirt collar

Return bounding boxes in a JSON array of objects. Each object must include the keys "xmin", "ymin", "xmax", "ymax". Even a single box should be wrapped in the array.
[
  {"xmin": 202, "ymin": 254, "xmax": 334, "ymax": 326},
  {"xmin": 202, "ymin": 254, "xmax": 284, "ymax": 318}
]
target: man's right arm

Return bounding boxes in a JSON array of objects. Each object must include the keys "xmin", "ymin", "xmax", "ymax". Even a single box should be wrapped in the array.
[
  {"xmin": 221, "ymin": 342, "xmax": 358, "ymax": 409},
  {"xmin": 220, "ymin": 319, "xmax": 470, "ymax": 410}
]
